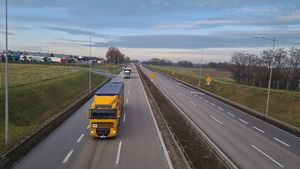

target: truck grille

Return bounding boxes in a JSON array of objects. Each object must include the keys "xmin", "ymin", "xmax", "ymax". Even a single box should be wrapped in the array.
[{"xmin": 94, "ymin": 122, "xmax": 114, "ymax": 128}]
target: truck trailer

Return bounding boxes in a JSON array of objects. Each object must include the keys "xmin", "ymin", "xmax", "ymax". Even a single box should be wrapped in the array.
[{"xmin": 87, "ymin": 82, "xmax": 124, "ymax": 138}]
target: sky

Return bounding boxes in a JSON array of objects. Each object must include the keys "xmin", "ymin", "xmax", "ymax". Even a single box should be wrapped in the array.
[{"xmin": 0, "ymin": 0, "xmax": 300, "ymax": 62}]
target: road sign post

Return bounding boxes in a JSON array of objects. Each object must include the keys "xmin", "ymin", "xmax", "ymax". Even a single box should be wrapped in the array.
[
  {"xmin": 150, "ymin": 73, "xmax": 155, "ymax": 82},
  {"xmin": 206, "ymin": 76, "xmax": 212, "ymax": 86}
]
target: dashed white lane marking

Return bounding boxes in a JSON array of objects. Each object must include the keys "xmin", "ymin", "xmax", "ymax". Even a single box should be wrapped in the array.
[
  {"xmin": 210, "ymin": 103, "xmax": 216, "ymax": 107},
  {"xmin": 204, "ymin": 99, "xmax": 209, "ymax": 103},
  {"xmin": 86, "ymin": 125, "xmax": 90, "ymax": 129},
  {"xmin": 177, "ymin": 92, "xmax": 182, "ymax": 96},
  {"xmin": 239, "ymin": 118, "xmax": 249, "ymax": 124},
  {"xmin": 253, "ymin": 126, "xmax": 265, "ymax": 133},
  {"xmin": 217, "ymin": 107, "xmax": 224, "ymax": 111},
  {"xmin": 227, "ymin": 112, "xmax": 235, "ymax": 117},
  {"xmin": 76, "ymin": 134, "xmax": 84, "ymax": 143},
  {"xmin": 190, "ymin": 101, "xmax": 196, "ymax": 106},
  {"xmin": 274, "ymin": 138, "xmax": 290, "ymax": 147},
  {"xmin": 129, "ymin": 85, "xmax": 130, "ymax": 89},
  {"xmin": 126, "ymin": 99, "xmax": 128, "ymax": 104},
  {"xmin": 199, "ymin": 96, "xmax": 202, "ymax": 99},
  {"xmin": 251, "ymin": 145, "xmax": 284, "ymax": 168},
  {"xmin": 116, "ymin": 141, "xmax": 122, "ymax": 165},
  {"xmin": 123, "ymin": 113, "xmax": 126, "ymax": 122},
  {"xmin": 62, "ymin": 150, "xmax": 74, "ymax": 164},
  {"xmin": 210, "ymin": 115, "xmax": 224, "ymax": 125},
  {"xmin": 128, "ymin": 91, "xmax": 130, "ymax": 94}
]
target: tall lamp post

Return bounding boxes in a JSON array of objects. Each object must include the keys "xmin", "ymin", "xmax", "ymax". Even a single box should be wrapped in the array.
[
  {"xmin": 5, "ymin": 0, "xmax": 9, "ymax": 145},
  {"xmin": 254, "ymin": 36, "xmax": 276, "ymax": 117},
  {"xmin": 89, "ymin": 35, "xmax": 91, "ymax": 92}
]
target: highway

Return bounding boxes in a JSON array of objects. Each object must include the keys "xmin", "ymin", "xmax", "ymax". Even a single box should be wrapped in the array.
[
  {"xmin": 142, "ymin": 67, "xmax": 300, "ymax": 169},
  {"xmin": 13, "ymin": 67, "xmax": 172, "ymax": 169}
]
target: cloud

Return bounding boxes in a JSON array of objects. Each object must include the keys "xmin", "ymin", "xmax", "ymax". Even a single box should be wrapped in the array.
[{"xmin": 41, "ymin": 26, "xmax": 108, "ymax": 38}]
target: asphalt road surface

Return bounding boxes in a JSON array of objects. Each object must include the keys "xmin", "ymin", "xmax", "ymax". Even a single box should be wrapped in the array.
[
  {"xmin": 142, "ymin": 67, "xmax": 300, "ymax": 169},
  {"xmin": 14, "ymin": 67, "xmax": 171, "ymax": 169}
]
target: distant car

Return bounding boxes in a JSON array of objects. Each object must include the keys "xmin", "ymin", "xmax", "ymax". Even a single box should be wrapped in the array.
[{"xmin": 124, "ymin": 70, "xmax": 130, "ymax": 79}]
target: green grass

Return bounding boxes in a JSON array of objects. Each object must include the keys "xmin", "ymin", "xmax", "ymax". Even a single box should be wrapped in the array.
[
  {"xmin": 149, "ymin": 65, "xmax": 300, "ymax": 128},
  {"xmin": 0, "ymin": 64, "xmax": 106, "ymax": 155},
  {"xmin": 69, "ymin": 63, "xmax": 123, "ymax": 75}
]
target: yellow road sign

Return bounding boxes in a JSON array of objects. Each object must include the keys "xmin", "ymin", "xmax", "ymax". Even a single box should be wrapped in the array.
[
  {"xmin": 150, "ymin": 73, "xmax": 155, "ymax": 81},
  {"xmin": 206, "ymin": 76, "xmax": 212, "ymax": 85}
]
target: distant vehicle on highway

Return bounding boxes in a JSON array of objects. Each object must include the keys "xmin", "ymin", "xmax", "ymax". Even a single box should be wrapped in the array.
[
  {"xmin": 124, "ymin": 70, "xmax": 131, "ymax": 79},
  {"xmin": 87, "ymin": 82, "xmax": 124, "ymax": 138},
  {"xmin": 49, "ymin": 57, "xmax": 62, "ymax": 63}
]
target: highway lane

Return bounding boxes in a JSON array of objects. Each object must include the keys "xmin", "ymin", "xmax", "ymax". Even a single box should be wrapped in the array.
[
  {"xmin": 14, "ymin": 67, "xmax": 171, "ymax": 169},
  {"xmin": 142, "ymin": 67, "xmax": 300, "ymax": 169}
]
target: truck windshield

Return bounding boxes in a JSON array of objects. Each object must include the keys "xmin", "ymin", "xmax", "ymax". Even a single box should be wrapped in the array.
[{"xmin": 90, "ymin": 109, "xmax": 117, "ymax": 119}]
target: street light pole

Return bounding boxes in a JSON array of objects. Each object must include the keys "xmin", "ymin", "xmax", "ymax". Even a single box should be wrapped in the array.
[
  {"xmin": 5, "ymin": 0, "xmax": 9, "ymax": 145},
  {"xmin": 89, "ymin": 35, "xmax": 91, "ymax": 92},
  {"xmin": 254, "ymin": 36, "xmax": 276, "ymax": 117}
]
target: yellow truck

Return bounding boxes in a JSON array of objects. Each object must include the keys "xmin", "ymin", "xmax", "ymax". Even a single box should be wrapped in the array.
[{"xmin": 87, "ymin": 82, "xmax": 124, "ymax": 138}]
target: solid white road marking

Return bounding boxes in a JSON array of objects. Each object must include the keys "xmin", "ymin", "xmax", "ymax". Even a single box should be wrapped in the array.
[
  {"xmin": 177, "ymin": 92, "xmax": 182, "ymax": 96},
  {"xmin": 86, "ymin": 125, "xmax": 90, "ymax": 129},
  {"xmin": 227, "ymin": 112, "xmax": 235, "ymax": 117},
  {"xmin": 123, "ymin": 113, "xmax": 126, "ymax": 122},
  {"xmin": 62, "ymin": 150, "xmax": 74, "ymax": 164},
  {"xmin": 210, "ymin": 103, "xmax": 216, "ymax": 107},
  {"xmin": 217, "ymin": 107, "xmax": 224, "ymax": 111},
  {"xmin": 253, "ymin": 126, "xmax": 265, "ymax": 133},
  {"xmin": 274, "ymin": 138, "xmax": 290, "ymax": 147},
  {"xmin": 190, "ymin": 101, "xmax": 196, "ymax": 106},
  {"xmin": 251, "ymin": 145, "xmax": 284, "ymax": 168},
  {"xmin": 116, "ymin": 141, "xmax": 122, "ymax": 165},
  {"xmin": 239, "ymin": 118, "xmax": 249, "ymax": 124},
  {"xmin": 210, "ymin": 115, "xmax": 223, "ymax": 125},
  {"xmin": 76, "ymin": 134, "xmax": 84, "ymax": 143},
  {"xmin": 204, "ymin": 99, "xmax": 209, "ymax": 102}
]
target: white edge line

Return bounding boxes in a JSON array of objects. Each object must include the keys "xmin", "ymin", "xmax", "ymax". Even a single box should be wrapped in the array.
[
  {"xmin": 238, "ymin": 118, "xmax": 249, "ymax": 124},
  {"xmin": 62, "ymin": 150, "xmax": 74, "ymax": 164},
  {"xmin": 76, "ymin": 134, "xmax": 84, "ymax": 143},
  {"xmin": 210, "ymin": 115, "xmax": 224, "ymax": 125},
  {"xmin": 139, "ymin": 72, "xmax": 174, "ymax": 169},
  {"xmin": 116, "ymin": 141, "xmax": 122, "ymax": 165},
  {"xmin": 123, "ymin": 113, "xmax": 126, "ymax": 122},
  {"xmin": 251, "ymin": 145, "xmax": 284, "ymax": 168},
  {"xmin": 150, "ymin": 74, "xmax": 238, "ymax": 169},
  {"xmin": 274, "ymin": 138, "xmax": 290, "ymax": 147},
  {"xmin": 253, "ymin": 126, "xmax": 265, "ymax": 133}
]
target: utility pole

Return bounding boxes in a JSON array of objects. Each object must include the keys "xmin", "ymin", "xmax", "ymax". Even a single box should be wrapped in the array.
[
  {"xmin": 5, "ymin": 0, "xmax": 9, "ymax": 145},
  {"xmin": 198, "ymin": 50, "xmax": 203, "ymax": 88},
  {"xmin": 89, "ymin": 35, "xmax": 91, "ymax": 92},
  {"xmin": 254, "ymin": 36, "xmax": 276, "ymax": 117}
]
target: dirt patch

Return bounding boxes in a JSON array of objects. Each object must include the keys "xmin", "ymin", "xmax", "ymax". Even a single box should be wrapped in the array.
[{"xmin": 138, "ymin": 67, "xmax": 229, "ymax": 169}]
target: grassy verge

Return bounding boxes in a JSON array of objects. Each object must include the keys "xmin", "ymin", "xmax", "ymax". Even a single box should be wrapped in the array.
[
  {"xmin": 0, "ymin": 70, "xmax": 105, "ymax": 155},
  {"xmin": 69, "ymin": 63, "xmax": 123, "ymax": 75},
  {"xmin": 148, "ymin": 65, "xmax": 300, "ymax": 128}
]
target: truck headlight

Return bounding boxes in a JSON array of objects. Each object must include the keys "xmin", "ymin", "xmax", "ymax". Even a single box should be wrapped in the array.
[{"xmin": 92, "ymin": 124, "xmax": 97, "ymax": 128}]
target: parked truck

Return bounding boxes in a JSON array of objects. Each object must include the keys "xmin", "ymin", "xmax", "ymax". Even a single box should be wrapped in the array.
[{"xmin": 87, "ymin": 82, "xmax": 124, "ymax": 138}]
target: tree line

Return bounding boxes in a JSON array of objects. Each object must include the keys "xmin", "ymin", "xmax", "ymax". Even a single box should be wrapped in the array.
[
  {"xmin": 105, "ymin": 47, "xmax": 130, "ymax": 64},
  {"xmin": 230, "ymin": 47, "xmax": 300, "ymax": 90}
]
